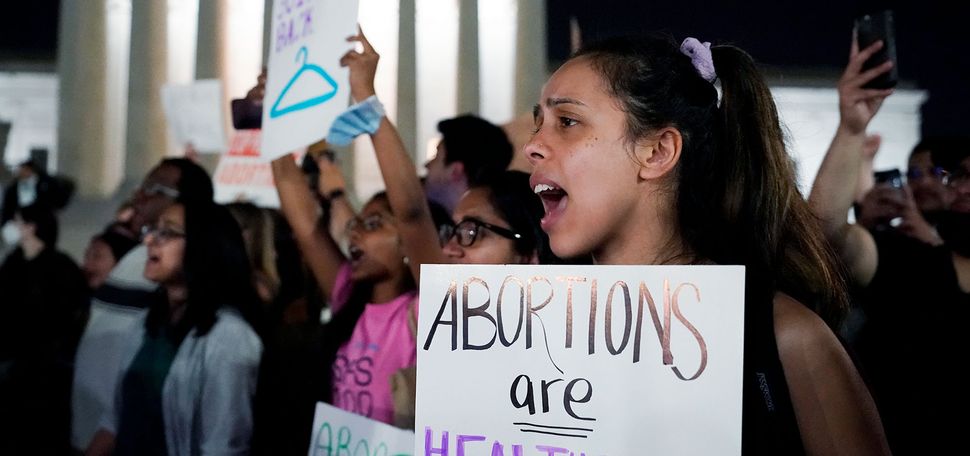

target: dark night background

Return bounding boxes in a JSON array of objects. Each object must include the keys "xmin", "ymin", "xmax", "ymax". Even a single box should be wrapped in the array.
[{"xmin": 1, "ymin": 0, "xmax": 965, "ymax": 136}]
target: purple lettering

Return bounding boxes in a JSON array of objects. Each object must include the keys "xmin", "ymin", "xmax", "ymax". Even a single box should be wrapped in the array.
[
  {"xmin": 456, "ymin": 435, "xmax": 486, "ymax": 456},
  {"xmin": 535, "ymin": 446, "xmax": 569, "ymax": 456},
  {"xmin": 490, "ymin": 442, "xmax": 524, "ymax": 456},
  {"xmin": 425, "ymin": 427, "xmax": 448, "ymax": 456},
  {"xmin": 300, "ymin": 8, "xmax": 313, "ymax": 37}
]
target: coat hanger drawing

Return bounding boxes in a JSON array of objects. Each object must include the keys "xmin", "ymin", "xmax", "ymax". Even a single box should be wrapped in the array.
[{"xmin": 269, "ymin": 46, "xmax": 339, "ymax": 119}]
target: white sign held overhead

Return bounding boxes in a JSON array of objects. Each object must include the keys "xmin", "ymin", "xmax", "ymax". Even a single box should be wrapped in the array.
[
  {"xmin": 307, "ymin": 402, "xmax": 414, "ymax": 456},
  {"xmin": 261, "ymin": 0, "xmax": 360, "ymax": 160},
  {"xmin": 160, "ymin": 79, "xmax": 227, "ymax": 153},
  {"xmin": 416, "ymin": 264, "xmax": 746, "ymax": 455}
]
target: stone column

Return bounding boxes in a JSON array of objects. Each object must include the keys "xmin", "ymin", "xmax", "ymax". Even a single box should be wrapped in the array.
[
  {"xmin": 57, "ymin": 0, "xmax": 111, "ymax": 197},
  {"xmin": 194, "ymin": 0, "xmax": 230, "ymax": 172},
  {"xmin": 397, "ymin": 0, "xmax": 419, "ymax": 163},
  {"xmin": 196, "ymin": 0, "xmax": 229, "ymax": 81},
  {"xmin": 263, "ymin": 0, "xmax": 274, "ymax": 66},
  {"xmin": 124, "ymin": 0, "xmax": 170, "ymax": 182},
  {"xmin": 514, "ymin": 0, "xmax": 546, "ymax": 115},
  {"xmin": 456, "ymin": 0, "xmax": 480, "ymax": 115}
]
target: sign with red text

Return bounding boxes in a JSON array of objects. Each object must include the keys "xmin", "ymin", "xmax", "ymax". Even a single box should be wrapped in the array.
[
  {"xmin": 416, "ymin": 265, "xmax": 745, "ymax": 456},
  {"xmin": 213, "ymin": 130, "xmax": 303, "ymax": 208},
  {"xmin": 262, "ymin": 0, "xmax": 359, "ymax": 160},
  {"xmin": 308, "ymin": 402, "xmax": 414, "ymax": 456}
]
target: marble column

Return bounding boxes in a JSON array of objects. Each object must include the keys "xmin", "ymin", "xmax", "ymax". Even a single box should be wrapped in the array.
[
  {"xmin": 397, "ymin": 0, "xmax": 419, "ymax": 163},
  {"xmin": 514, "ymin": 0, "xmax": 546, "ymax": 115},
  {"xmin": 456, "ymin": 0, "xmax": 480, "ymax": 115},
  {"xmin": 263, "ymin": 0, "xmax": 274, "ymax": 66},
  {"xmin": 57, "ymin": 0, "xmax": 111, "ymax": 197},
  {"xmin": 124, "ymin": 0, "xmax": 170, "ymax": 182},
  {"xmin": 194, "ymin": 0, "xmax": 230, "ymax": 172}
]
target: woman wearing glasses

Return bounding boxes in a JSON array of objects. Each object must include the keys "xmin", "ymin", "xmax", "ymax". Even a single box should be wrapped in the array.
[
  {"xmin": 339, "ymin": 30, "xmax": 556, "ymax": 280},
  {"xmin": 86, "ymin": 200, "xmax": 263, "ymax": 456},
  {"xmin": 273, "ymin": 149, "xmax": 418, "ymax": 429}
]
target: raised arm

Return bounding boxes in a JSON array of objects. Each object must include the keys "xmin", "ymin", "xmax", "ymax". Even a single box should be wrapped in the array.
[
  {"xmin": 313, "ymin": 148, "xmax": 357, "ymax": 245},
  {"xmin": 808, "ymin": 39, "xmax": 894, "ymax": 287},
  {"xmin": 339, "ymin": 29, "xmax": 446, "ymax": 282},
  {"xmin": 271, "ymin": 155, "xmax": 345, "ymax": 298}
]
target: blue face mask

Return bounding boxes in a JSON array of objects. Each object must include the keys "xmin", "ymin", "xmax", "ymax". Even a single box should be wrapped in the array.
[
  {"xmin": 325, "ymin": 95, "xmax": 385, "ymax": 146},
  {"xmin": 2, "ymin": 221, "xmax": 21, "ymax": 246}
]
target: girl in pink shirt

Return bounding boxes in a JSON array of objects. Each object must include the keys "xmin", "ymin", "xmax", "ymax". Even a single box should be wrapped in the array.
[{"xmin": 273, "ymin": 156, "xmax": 417, "ymax": 427}]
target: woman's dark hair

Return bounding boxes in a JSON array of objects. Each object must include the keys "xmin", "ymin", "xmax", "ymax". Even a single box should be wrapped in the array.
[
  {"xmin": 476, "ymin": 170, "xmax": 560, "ymax": 264},
  {"xmin": 17, "ymin": 204, "xmax": 58, "ymax": 246},
  {"xmin": 146, "ymin": 200, "xmax": 264, "ymax": 339},
  {"xmin": 161, "ymin": 157, "xmax": 214, "ymax": 204},
  {"xmin": 575, "ymin": 35, "xmax": 848, "ymax": 327}
]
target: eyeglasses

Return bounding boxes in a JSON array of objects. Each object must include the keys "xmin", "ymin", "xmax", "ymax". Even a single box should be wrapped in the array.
[
  {"xmin": 345, "ymin": 213, "xmax": 386, "ymax": 235},
  {"xmin": 438, "ymin": 217, "xmax": 522, "ymax": 247},
  {"xmin": 906, "ymin": 166, "xmax": 949, "ymax": 182},
  {"xmin": 947, "ymin": 167, "xmax": 970, "ymax": 188},
  {"xmin": 141, "ymin": 224, "xmax": 186, "ymax": 243},
  {"xmin": 139, "ymin": 183, "xmax": 180, "ymax": 199}
]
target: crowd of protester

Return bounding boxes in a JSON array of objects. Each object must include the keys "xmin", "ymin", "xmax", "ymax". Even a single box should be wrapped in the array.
[{"xmin": 0, "ymin": 22, "xmax": 966, "ymax": 456}]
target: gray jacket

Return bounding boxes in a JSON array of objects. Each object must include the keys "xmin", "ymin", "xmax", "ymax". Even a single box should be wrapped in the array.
[{"xmin": 101, "ymin": 308, "xmax": 262, "ymax": 456}]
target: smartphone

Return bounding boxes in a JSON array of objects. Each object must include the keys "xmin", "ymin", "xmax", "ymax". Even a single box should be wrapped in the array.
[
  {"xmin": 855, "ymin": 10, "xmax": 898, "ymax": 89},
  {"xmin": 874, "ymin": 168, "xmax": 903, "ymax": 189},
  {"xmin": 873, "ymin": 168, "xmax": 905, "ymax": 227},
  {"xmin": 231, "ymin": 98, "xmax": 263, "ymax": 130}
]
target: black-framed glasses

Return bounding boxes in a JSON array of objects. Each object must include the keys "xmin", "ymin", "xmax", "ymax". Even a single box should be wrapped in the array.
[
  {"xmin": 345, "ymin": 212, "xmax": 386, "ymax": 235},
  {"xmin": 438, "ymin": 217, "xmax": 521, "ymax": 247},
  {"xmin": 947, "ymin": 167, "xmax": 970, "ymax": 188},
  {"xmin": 906, "ymin": 166, "xmax": 949, "ymax": 182},
  {"xmin": 141, "ymin": 225, "xmax": 186, "ymax": 243},
  {"xmin": 139, "ymin": 182, "xmax": 180, "ymax": 199}
]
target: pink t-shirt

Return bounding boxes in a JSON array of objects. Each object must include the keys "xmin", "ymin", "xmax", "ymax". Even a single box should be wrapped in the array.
[{"xmin": 330, "ymin": 264, "xmax": 417, "ymax": 425}]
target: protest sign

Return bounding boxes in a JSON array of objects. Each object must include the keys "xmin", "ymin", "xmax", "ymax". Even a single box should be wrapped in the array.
[
  {"xmin": 213, "ymin": 129, "xmax": 296, "ymax": 208},
  {"xmin": 160, "ymin": 79, "xmax": 227, "ymax": 153},
  {"xmin": 261, "ymin": 0, "xmax": 359, "ymax": 160},
  {"xmin": 417, "ymin": 264, "xmax": 745, "ymax": 455},
  {"xmin": 308, "ymin": 402, "xmax": 415, "ymax": 456}
]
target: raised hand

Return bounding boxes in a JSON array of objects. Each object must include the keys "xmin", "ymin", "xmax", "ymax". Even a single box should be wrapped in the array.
[
  {"xmin": 339, "ymin": 27, "xmax": 379, "ymax": 102},
  {"xmin": 837, "ymin": 38, "xmax": 895, "ymax": 135}
]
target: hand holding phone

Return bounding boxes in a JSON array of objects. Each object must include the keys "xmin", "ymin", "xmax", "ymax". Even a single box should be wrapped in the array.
[
  {"xmin": 871, "ymin": 168, "xmax": 906, "ymax": 227},
  {"xmin": 855, "ymin": 10, "xmax": 898, "ymax": 89}
]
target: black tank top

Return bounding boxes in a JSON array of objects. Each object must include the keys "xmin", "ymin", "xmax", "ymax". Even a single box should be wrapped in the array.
[{"xmin": 741, "ymin": 290, "xmax": 805, "ymax": 455}]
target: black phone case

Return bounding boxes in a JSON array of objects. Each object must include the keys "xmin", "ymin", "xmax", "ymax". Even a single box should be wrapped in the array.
[
  {"xmin": 874, "ymin": 169, "xmax": 903, "ymax": 189},
  {"xmin": 231, "ymin": 98, "xmax": 263, "ymax": 130},
  {"xmin": 856, "ymin": 10, "xmax": 899, "ymax": 89}
]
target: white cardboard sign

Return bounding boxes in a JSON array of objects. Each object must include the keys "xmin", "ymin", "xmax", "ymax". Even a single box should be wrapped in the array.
[
  {"xmin": 160, "ymin": 79, "xmax": 227, "ymax": 153},
  {"xmin": 261, "ymin": 0, "xmax": 359, "ymax": 160},
  {"xmin": 308, "ymin": 402, "xmax": 415, "ymax": 456},
  {"xmin": 416, "ymin": 265, "xmax": 746, "ymax": 456}
]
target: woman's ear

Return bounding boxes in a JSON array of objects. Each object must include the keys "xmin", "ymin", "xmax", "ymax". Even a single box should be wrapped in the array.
[{"xmin": 634, "ymin": 127, "xmax": 683, "ymax": 180}]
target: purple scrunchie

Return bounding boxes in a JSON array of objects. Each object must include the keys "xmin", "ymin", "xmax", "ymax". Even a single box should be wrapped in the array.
[{"xmin": 680, "ymin": 37, "xmax": 716, "ymax": 83}]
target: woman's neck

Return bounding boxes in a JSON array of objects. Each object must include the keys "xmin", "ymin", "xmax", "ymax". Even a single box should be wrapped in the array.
[
  {"xmin": 593, "ymin": 199, "xmax": 689, "ymax": 265},
  {"xmin": 21, "ymin": 237, "xmax": 45, "ymax": 260},
  {"xmin": 370, "ymin": 273, "xmax": 411, "ymax": 304},
  {"xmin": 166, "ymin": 283, "xmax": 189, "ymax": 324}
]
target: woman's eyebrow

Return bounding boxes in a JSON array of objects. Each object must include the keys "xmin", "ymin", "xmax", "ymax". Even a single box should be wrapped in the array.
[{"xmin": 546, "ymin": 97, "xmax": 587, "ymax": 108}]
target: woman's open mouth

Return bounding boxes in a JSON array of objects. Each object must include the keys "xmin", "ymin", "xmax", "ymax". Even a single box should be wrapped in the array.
[{"xmin": 533, "ymin": 182, "xmax": 568, "ymax": 231}]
